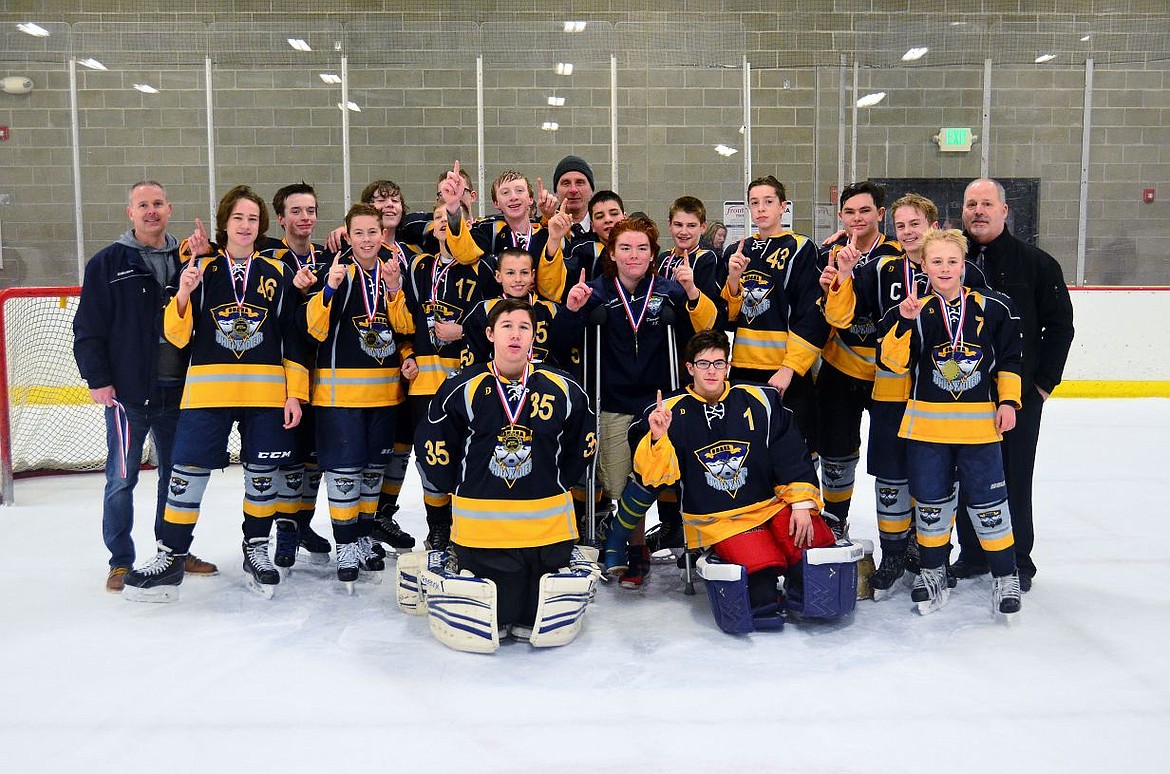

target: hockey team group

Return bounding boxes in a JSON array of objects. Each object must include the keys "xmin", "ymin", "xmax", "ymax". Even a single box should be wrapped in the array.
[{"xmin": 72, "ymin": 154, "xmax": 1075, "ymax": 652}]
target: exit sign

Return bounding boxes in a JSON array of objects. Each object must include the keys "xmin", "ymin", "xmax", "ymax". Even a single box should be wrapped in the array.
[{"xmin": 935, "ymin": 127, "xmax": 974, "ymax": 152}]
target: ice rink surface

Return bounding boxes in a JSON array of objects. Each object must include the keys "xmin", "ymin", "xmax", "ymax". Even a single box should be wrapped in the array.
[{"xmin": 1, "ymin": 398, "xmax": 1167, "ymax": 773}]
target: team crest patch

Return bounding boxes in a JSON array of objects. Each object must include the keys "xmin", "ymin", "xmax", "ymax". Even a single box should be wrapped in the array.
[
  {"xmin": 878, "ymin": 487, "xmax": 898, "ymax": 507},
  {"xmin": 976, "ymin": 509, "xmax": 1003, "ymax": 529},
  {"xmin": 821, "ymin": 459, "xmax": 846, "ymax": 483},
  {"xmin": 740, "ymin": 271, "xmax": 772, "ymax": 321},
  {"xmin": 352, "ymin": 314, "xmax": 396, "ymax": 362},
  {"xmin": 212, "ymin": 302, "xmax": 267, "ymax": 357},
  {"xmin": 646, "ymin": 294, "xmax": 664, "ymax": 317},
  {"xmin": 918, "ymin": 505, "xmax": 942, "ymax": 525},
  {"xmin": 849, "ymin": 316, "xmax": 876, "ymax": 337},
  {"xmin": 489, "ymin": 424, "xmax": 533, "ymax": 486},
  {"xmin": 931, "ymin": 342, "xmax": 983, "ymax": 397},
  {"xmin": 362, "ymin": 471, "xmax": 383, "ymax": 490},
  {"xmin": 426, "ymin": 300, "xmax": 460, "ymax": 349},
  {"xmin": 169, "ymin": 476, "xmax": 189, "ymax": 496},
  {"xmin": 335, "ymin": 477, "xmax": 356, "ymax": 495},
  {"xmin": 695, "ymin": 440, "xmax": 750, "ymax": 496},
  {"xmin": 251, "ymin": 476, "xmax": 273, "ymax": 493},
  {"xmin": 284, "ymin": 472, "xmax": 303, "ymax": 490}
]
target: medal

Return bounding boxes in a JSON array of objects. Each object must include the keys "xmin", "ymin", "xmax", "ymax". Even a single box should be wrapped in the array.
[
  {"xmin": 225, "ymin": 250, "xmax": 255, "ymax": 314},
  {"xmin": 936, "ymin": 287, "xmax": 968, "ymax": 374},
  {"xmin": 354, "ymin": 259, "xmax": 383, "ymax": 348}
]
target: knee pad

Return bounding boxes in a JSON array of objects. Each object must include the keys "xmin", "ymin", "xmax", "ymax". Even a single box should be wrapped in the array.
[
  {"xmin": 875, "ymin": 477, "xmax": 913, "ymax": 538},
  {"xmin": 696, "ymin": 552, "xmax": 787, "ymax": 634},
  {"xmin": 418, "ymin": 550, "xmax": 500, "ymax": 654},
  {"xmin": 528, "ymin": 569, "xmax": 596, "ymax": 648},
  {"xmin": 395, "ymin": 550, "xmax": 429, "ymax": 616},
  {"xmin": 785, "ymin": 540, "xmax": 866, "ymax": 619}
]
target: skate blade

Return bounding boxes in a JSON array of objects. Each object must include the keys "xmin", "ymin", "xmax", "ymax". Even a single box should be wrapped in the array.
[
  {"xmin": 649, "ymin": 548, "xmax": 683, "ymax": 565},
  {"xmin": 871, "ymin": 587, "xmax": 893, "ymax": 602},
  {"xmin": 122, "ymin": 585, "xmax": 179, "ymax": 603},
  {"xmin": 245, "ymin": 575, "xmax": 277, "ymax": 599},
  {"xmin": 915, "ymin": 591, "xmax": 949, "ymax": 616},
  {"xmin": 277, "ymin": 566, "xmax": 292, "ymax": 580},
  {"xmin": 359, "ymin": 569, "xmax": 384, "ymax": 584},
  {"xmin": 343, "ymin": 580, "xmax": 355, "ymax": 595}
]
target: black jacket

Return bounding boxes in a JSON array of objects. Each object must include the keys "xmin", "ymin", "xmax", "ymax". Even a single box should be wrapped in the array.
[
  {"xmin": 73, "ymin": 236, "xmax": 188, "ymax": 406},
  {"xmin": 965, "ymin": 227, "xmax": 1074, "ymax": 396}
]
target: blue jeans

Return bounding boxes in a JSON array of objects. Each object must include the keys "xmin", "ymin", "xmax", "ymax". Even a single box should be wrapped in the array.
[{"xmin": 102, "ymin": 385, "xmax": 182, "ymax": 568}]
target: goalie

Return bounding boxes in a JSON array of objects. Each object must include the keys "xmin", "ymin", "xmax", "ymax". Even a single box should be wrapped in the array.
[
  {"xmin": 604, "ymin": 329, "xmax": 860, "ymax": 633},
  {"xmin": 402, "ymin": 298, "xmax": 600, "ymax": 652}
]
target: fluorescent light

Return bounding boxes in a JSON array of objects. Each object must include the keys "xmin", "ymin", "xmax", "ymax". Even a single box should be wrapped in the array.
[
  {"xmin": 563, "ymin": 21, "xmax": 587, "ymax": 33},
  {"xmin": 1080, "ymin": 34, "xmax": 1092, "ymax": 42},
  {"xmin": 542, "ymin": 121, "xmax": 559, "ymax": 131},
  {"xmin": 855, "ymin": 91, "xmax": 886, "ymax": 108},
  {"xmin": 337, "ymin": 101, "xmax": 361, "ymax": 112},
  {"xmin": 949, "ymin": 21, "xmax": 966, "ymax": 27},
  {"xmin": 555, "ymin": 62, "xmax": 574, "ymax": 76},
  {"xmin": 1035, "ymin": 53, "xmax": 1056, "ymax": 63},
  {"xmin": 902, "ymin": 47, "xmax": 929, "ymax": 62},
  {"xmin": 714, "ymin": 144, "xmax": 738, "ymax": 157},
  {"xmin": 78, "ymin": 58, "xmax": 107, "ymax": 71},
  {"xmin": 287, "ymin": 38, "xmax": 311, "ymax": 52},
  {"xmin": 17, "ymin": 23, "xmax": 50, "ymax": 37},
  {"xmin": 547, "ymin": 96, "xmax": 565, "ymax": 106},
  {"xmin": 319, "ymin": 73, "xmax": 342, "ymax": 84},
  {"xmin": 133, "ymin": 83, "xmax": 159, "ymax": 94}
]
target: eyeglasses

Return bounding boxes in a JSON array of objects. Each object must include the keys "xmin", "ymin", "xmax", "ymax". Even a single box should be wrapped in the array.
[{"xmin": 691, "ymin": 359, "xmax": 728, "ymax": 371}]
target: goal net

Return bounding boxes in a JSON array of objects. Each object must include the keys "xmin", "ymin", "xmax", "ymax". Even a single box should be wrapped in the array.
[{"xmin": 0, "ymin": 287, "xmax": 116, "ymax": 504}]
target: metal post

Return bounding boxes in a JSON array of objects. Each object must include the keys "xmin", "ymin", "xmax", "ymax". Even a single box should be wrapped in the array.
[
  {"xmin": 837, "ymin": 55, "xmax": 846, "ymax": 205},
  {"xmin": 476, "ymin": 56, "xmax": 485, "ymax": 220},
  {"xmin": 1077, "ymin": 59, "xmax": 1093, "ymax": 287},
  {"xmin": 341, "ymin": 55, "xmax": 351, "ymax": 211},
  {"xmin": 204, "ymin": 58, "xmax": 216, "ymax": 222},
  {"xmin": 981, "ymin": 58, "xmax": 992, "ymax": 177},
  {"xmin": 610, "ymin": 55, "xmax": 618, "ymax": 189},
  {"xmin": 850, "ymin": 60, "xmax": 859, "ymax": 184},
  {"xmin": 742, "ymin": 55, "xmax": 752, "ymax": 234},
  {"xmin": 69, "ymin": 60, "xmax": 84, "ymax": 280}
]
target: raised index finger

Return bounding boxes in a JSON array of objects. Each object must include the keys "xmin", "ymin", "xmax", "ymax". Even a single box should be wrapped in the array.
[
  {"xmin": 579, "ymin": 268, "xmax": 586, "ymax": 285},
  {"xmin": 452, "ymin": 159, "xmax": 460, "ymax": 178},
  {"xmin": 656, "ymin": 389, "xmax": 663, "ymax": 410},
  {"xmin": 537, "ymin": 178, "xmax": 546, "ymax": 198}
]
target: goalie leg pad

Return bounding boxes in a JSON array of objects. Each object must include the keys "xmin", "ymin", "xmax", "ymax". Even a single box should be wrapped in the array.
[
  {"xmin": 421, "ymin": 557, "xmax": 500, "ymax": 654},
  {"xmin": 785, "ymin": 540, "xmax": 863, "ymax": 619},
  {"xmin": 696, "ymin": 553, "xmax": 760, "ymax": 635},
  {"xmin": 394, "ymin": 550, "xmax": 429, "ymax": 615},
  {"xmin": 528, "ymin": 571, "xmax": 596, "ymax": 648}
]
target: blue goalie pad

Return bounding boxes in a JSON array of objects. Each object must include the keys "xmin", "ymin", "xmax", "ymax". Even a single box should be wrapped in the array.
[{"xmin": 785, "ymin": 540, "xmax": 864, "ymax": 619}]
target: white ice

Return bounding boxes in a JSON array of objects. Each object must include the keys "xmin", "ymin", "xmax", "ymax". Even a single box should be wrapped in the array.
[{"xmin": 2, "ymin": 398, "xmax": 1167, "ymax": 773}]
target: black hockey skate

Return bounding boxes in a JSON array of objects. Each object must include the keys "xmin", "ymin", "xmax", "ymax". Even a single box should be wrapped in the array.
[
  {"xmin": 336, "ymin": 541, "xmax": 360, "ymax": 594},
  {"xmin": 357, "ymin": 536, "xmax": 385, "ymax": 579},
  {"xmin": 425, "ymin": 523, "xmax": 451, "ymax": 553},
  {"xmin": 645, "ymin": 520, "xmax": 685, "ymax": 564},
  {"xmin": 371, "ymin": 506, "xmax": 416, "ymax": 552},
  {"xmin": 122, "ymin": 543, "xmax": 185, "ymax": 603},
  {"xmin": 242, "ymin": 538, "xmax": 280, "ymax": 599},
  {"xmin": 296, "ymin": 523, "xmax": 332, "ymax": 565},
  {"xmin": 273, "ymin": 518, "xmax": 299, "ymax": 570},
  {"xmin": 869, "ymin": 549, "xmax": 906, "ymax": 601},
  {"xmin": 992, "ymin": 572, "xmax": 1022, "ymax": 619}
]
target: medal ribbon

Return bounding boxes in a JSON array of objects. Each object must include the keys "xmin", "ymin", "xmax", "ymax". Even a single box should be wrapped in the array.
[
  {"xmin": 490, "ymin": 361, "xmax": 530, "ymax": 427},
  {"xmin": 430, "ymin": 255, "xmax": 455, "ymax": 304},
  {"xmin": 284, "ymin": 238, "xmax": 317, "ymax": 271},
  {"xmin": 510, "ymin": 227, "xmax": 532, "ymax": 251},
  {"xmin": 614, "ymin": 274, "xmax": 656, "ymax": 336},
  {"xmin": 226, "ymin": 250, "xmax": 255, "ymax": 312},
  {"xmin": 660, "ymin": 248, "xmax": 688, "ymax": 280},
  {"xmin": 936, "ymin": 287, "xmax": 968, "ymax": 349},
  {"xmin": 354, "ymin": 259, "xmax": 383, "ymax": 327}
]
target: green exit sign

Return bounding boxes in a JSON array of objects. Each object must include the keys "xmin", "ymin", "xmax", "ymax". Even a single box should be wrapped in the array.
[{"xmin": 936, "ymin": 127, "xmax": 975, "ymax": 152}]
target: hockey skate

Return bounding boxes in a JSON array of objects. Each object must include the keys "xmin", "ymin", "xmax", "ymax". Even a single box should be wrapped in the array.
[
  {"xmin": 357, "ymin": 536, "xmax": 385, "ymax": 583},
  {"xmin": 336, "ymin": 541, "xmax": 360, "ymax": 594},
  {"xmin": 371, "ymin": 506, "xmax": 416, "ymax": 553},
  {"xmin": 122, "ymin": 543, "xmax": 185, "ymax": 603},
  {"xmin": 644, "ymin": 520, "xmax": 685, "ymax": 564},
  {"xmin": 424, "ymin": 523, "xmax": 451, "ymax": 553},
  {"xmin": 992, "ymin": 572, "xmax": 1022, "ymax": 621},
  {"xmin": 619, "ymin": 544, "xmax": 651, "ymax": 589},
  {"xmin": 242, "ymin": 538, "xmax": 280, "ymax": 599},
  {"xmin": 273, "ymin": 518, "xmax": 299, "ymax": 572},
  {"xmin": 911, "ymin": 566, "xmax": 949, "ymax": 615},
  {"xmin": 296, "ymin": 524, "xmax": 332, "ymax": 565},
  {"xmin": 870, "ymin": 549, "xmax": 906, "ymax": 601}
]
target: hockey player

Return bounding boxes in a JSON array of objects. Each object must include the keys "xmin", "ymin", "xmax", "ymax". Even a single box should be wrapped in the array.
[
  {"xmin": 445, "ymin": 166, "xmax": 550, "ymax": 270},
  {"xmin": 814, "ymin": 181, "xmax": 904, "ymax": 538},
  {"xmin": 406, "ymin": 298, "xmax": 599, "ymax": 651},
  {"xmin": 721, "ymin": 175, "xmax": 828, "ymax": 451},
  {"xmin": 260, "ymin": 182, "xmax": 332, "ymax": 569},
  {"xmin": 304, "ymin": 203, "xmax": 411, "ymax": 590},
  {"xmin": 122, "ymin": 185, "xmax": 309, "ymax": 602},
  {"xmin": 878, "ymin": 228, "xmax": 1023, "ymax": 617},
  {"xmin": 822, "ymin": 195, "xmax": 988, "ymax": 598},
  {"xmin": 603, "ymin": 329, "xmax": 838, "ymax": 631},
  {"xmin": 564, "ymin": 216, "xmax": 720, "ymax": 587},
  {"xmin": 538, "ymin": 190, "xmax": 627, "ymax": 304}
]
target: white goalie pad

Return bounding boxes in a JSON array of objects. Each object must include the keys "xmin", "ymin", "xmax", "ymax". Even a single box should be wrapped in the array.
[
  {"xmin": 804, "ymin": 541, "xmax": 866, "ymax": 565},
  {"xmin": 394, "ymin": 550, "xmax": 429, "ymax": 616},
  {"xmin": 528, "ymin": 571, "xmax": 595, "ymax": 648},
  {"xmin": 421, "ymin": 560, "xmax": 500, "ymax": 654}
]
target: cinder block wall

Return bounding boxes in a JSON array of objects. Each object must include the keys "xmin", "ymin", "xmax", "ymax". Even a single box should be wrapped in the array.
[{"xmin": 0, "ymin": 1, "xmax": 1166, "ymax": 288}]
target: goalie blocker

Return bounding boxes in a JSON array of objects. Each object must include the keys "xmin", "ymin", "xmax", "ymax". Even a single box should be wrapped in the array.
[{"xmin": 395, "ymin": 546, "xmax": 601, "ymax": 652}]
